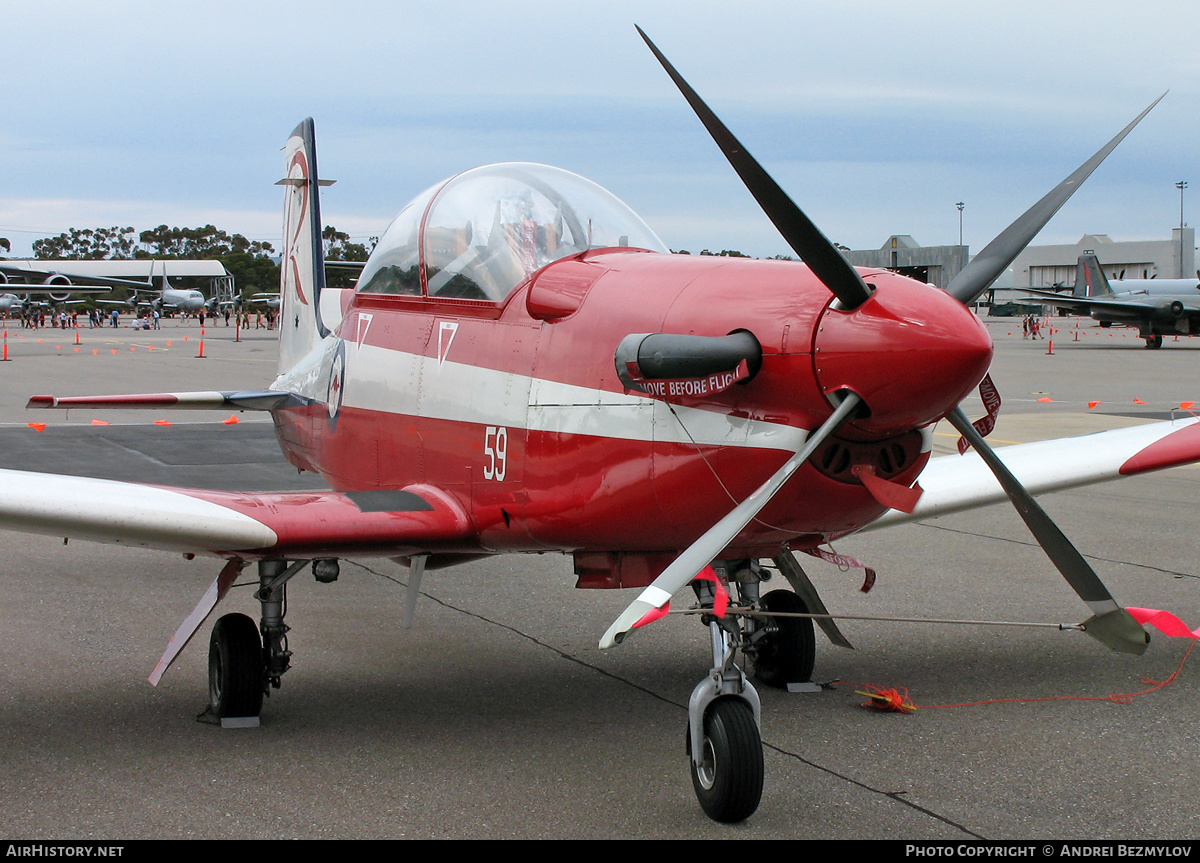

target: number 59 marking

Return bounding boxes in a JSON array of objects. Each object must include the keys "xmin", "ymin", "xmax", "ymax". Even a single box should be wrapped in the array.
[{"xmin": 484, "ymin": 426, "xmax": 508, "ymax": 481}]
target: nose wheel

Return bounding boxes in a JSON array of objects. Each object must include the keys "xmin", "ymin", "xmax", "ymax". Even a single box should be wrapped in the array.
[{"xmin": 690, "ymin": 697, "xmax": 764, "ymax": 823}]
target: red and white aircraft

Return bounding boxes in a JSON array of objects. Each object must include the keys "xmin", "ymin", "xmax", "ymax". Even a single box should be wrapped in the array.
[{"xmin": 7, "ymin": 31, "xmax": 1198, "ymax": 823}]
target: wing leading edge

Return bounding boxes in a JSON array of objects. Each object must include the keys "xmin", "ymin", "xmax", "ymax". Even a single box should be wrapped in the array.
[{"xmin": 867, "ymin": 417, "xmax": 1200, "ymax": 530}]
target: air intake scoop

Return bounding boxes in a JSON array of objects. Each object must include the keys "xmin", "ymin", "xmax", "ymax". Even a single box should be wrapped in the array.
[{"xmin": 615, "ymin": 331, "xmax": 761, "ymax": 395}]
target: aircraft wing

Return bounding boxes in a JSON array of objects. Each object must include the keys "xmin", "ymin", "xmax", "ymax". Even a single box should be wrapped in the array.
[
  {"xmin": 1021, "ymin": 288, "xmax": 1200, "ymax": 315},
  {"xmin": 0, "ymin": 284, "xmax": 112, "ymax": 296},
  {"xmin": 1017, "ymin": 288, "xmax": 1129, "ymax": 312},
  {"xmin": 868, "ymin": 417, "xmax": 1200, "ymax": 530},
  {"xmin": 0, "ymin": 469, "xmax": 473, "ymax": 559},
  {"xmin": 0, "ymin": 263, "xmax": 149, "ymax": 290}
]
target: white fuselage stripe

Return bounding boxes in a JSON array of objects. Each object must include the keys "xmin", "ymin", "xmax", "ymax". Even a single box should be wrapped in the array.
[{"xmin": 343, "ymin": 342, "xmax": 809, "ymax": 451}]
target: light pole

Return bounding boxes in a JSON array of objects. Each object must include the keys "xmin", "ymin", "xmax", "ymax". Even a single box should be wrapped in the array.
[
  {"xmin": 956, "ymin": 201, "xmax": 964, "ymax": 246},
  {"xmin": 1177, "ymin": 181, "xmax": 1187, "ymax": 278}
]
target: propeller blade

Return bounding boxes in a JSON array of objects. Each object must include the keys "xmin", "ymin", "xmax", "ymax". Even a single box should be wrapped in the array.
[
  {"xmin": 600, "ymin": 392, "xmax": 861, "ymax": 648},
  {"xmin": 945, "ymin": 407, "xmax": 1148, "ymax": 654},
  {"xmin": 946, "ymin": 93, "xmax": 1165, "ymax": 306},
  {"xmin": 636, "ymin": 26, "xmax": 872, "ymax": 311}
]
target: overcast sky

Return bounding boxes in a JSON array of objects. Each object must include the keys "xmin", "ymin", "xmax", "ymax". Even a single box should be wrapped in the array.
[{"xmin": 2, "ymin": 0, "xmax": 1197, "ymax": 260}]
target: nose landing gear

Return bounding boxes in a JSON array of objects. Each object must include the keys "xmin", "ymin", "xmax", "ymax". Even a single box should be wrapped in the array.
[{"xmin": 682, "ymin": 559, "xmax": 826, "ymax": 822}]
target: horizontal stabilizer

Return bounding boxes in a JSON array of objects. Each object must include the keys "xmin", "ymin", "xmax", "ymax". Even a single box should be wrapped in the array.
[{"xmin": 27, "ymin": 389, "xmax": 304, "ymax": 412}]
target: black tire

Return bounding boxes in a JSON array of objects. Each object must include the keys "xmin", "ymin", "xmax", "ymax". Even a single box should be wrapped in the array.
[
  {"xmin": 751, "ymin": 590, "xmax": 815, "ymax": 687},
  {"xmin": 690, "ymin": 698, "xmax": 763, "ymax": 823},
  {"xmin": 1145, "ymin": 334, "xmax": 1163, "ymax": 349},
  {"xmin": 208, "ymin": 613, "xmax": 265, "ymax": 718}
]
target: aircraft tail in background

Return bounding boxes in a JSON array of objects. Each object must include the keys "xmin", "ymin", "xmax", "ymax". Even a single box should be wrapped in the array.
[{"xmin": 1072, "ymin": 254, "xmax": 1116, "ymax": 299}]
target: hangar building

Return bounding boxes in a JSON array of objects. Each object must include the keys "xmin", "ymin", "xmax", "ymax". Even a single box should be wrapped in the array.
[
  {"xmin": 1008, "ymin": 229, "xmax": 1195, "ymax": 286},
  {"xmin": 842, "ymin": 229, "xmax": 1196, "ymax": 292},
  {"xmin": 840, "ymin": 235, "xmax": 967, "ymax": 289}
]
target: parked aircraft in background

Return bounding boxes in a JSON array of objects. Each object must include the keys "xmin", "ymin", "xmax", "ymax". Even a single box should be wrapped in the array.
[
  {"xmin": 0, "ymin": 259, "xmax": 233, "ymax": 314},
  {"xmin": 219, "ymin": 292, "xmax": 279, "ymax": 314},
  {"xmin": 0, "ymin": 261, "xmax": 148, "ymax": 315},
  {"xmin": 0, "ymin": 289, "xmax": 108, "ymax": 316},
  {"xmin": 130, "ymin": 273, "xmax": 209, "ymax": 314},
  {"xmin": 0, "ymin": 261, "xmax": 152, "ymax": 291},
  {"xmin": 1050, "ymin": 260, "xmax": 1200, "ymax": 296},
  {"xmin": 1025, "ymin": 254, "xmax": 1200, "ymax": 348},
  {"xmin": 3, "ymin": 32, "xmax": 1194, "ymax": 823}
]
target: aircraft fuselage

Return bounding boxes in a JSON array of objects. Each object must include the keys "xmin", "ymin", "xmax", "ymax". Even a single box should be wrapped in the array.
[{"xmin": 270, "ymin": 250, "xmax": 991, "ymax": 582}]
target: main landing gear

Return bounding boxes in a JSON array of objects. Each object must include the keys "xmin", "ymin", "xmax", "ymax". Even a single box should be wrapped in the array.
[
  {"xmin": 202, "ymin": 558, "xmax": 339, "ymax": 723},
  {"xmin": 684, "ymin": 559, "xmax": 819, "ymax": 822},
  {"xmin": 207, "ymin": 612, "xmax": 264, "ymax": 718},
  {"xmin": 1144, "ymin": 334, "xmax": 1163, "ymax": 350}
]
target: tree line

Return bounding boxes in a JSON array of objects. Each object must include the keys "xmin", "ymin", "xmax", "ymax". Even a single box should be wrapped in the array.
[{"xmin": 17, "ymin": 224, "xmax": 374, "ymax": 294}]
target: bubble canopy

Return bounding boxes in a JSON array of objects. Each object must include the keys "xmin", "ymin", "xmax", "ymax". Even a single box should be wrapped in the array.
[{"xmin": 355, "ymin": 163, "xmax": 668, "ymax": 302}]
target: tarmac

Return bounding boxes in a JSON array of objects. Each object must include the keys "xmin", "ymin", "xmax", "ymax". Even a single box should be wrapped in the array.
[{"xmin": 1, "ymin": 315, "xmax": 1199, "ymax": 840}]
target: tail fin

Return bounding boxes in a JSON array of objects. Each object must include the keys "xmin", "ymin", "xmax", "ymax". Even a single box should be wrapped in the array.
[
  {"xmin": 1073, "ymin": 254, "xmax": 1114, "ymax": 298},
  {"xmin": 277, "ymin": 118, "xmax": 335, "ymax": 372}
]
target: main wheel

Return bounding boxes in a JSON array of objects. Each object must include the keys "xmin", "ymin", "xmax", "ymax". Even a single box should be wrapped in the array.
[
  {"xmin": 751, "ymin": 589, "xmax": 815, "ymax": 687},
  {"xmin": 1145, "ymin": 334, "xmax": 1163, "ymax": 349},
  {"xmin": 690, "ymin": 698, "xmax": 763, "ymax": 823},
  {"xmin": 208, "ymin": 613, "xmax": 265, "ymax": 718}
]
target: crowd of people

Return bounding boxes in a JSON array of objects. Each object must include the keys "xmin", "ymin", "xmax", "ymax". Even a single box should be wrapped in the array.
[
  {"xmin": 10, "ymin": 305, "xmax": 279, "ymax": 330},
  {"xmin": 17, "ymin": 309, "xmax": 80, "ymax": 329}
]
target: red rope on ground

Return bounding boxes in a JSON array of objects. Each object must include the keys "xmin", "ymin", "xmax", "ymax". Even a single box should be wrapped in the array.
[{"xmin": 844, "ymin": 640, "xmax": 1195, "ymax": 712}]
